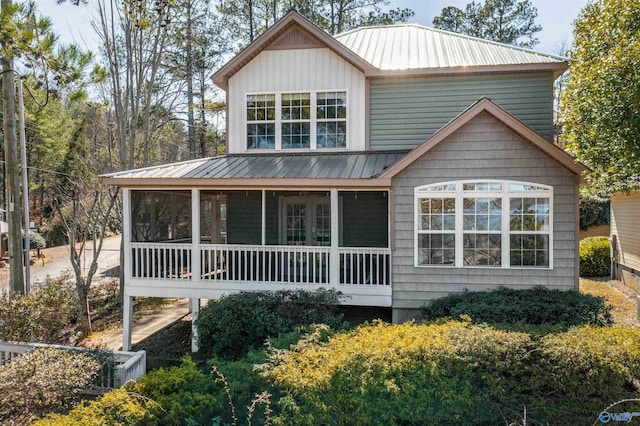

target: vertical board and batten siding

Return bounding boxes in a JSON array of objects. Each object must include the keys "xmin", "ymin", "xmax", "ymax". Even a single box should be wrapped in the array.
[
  {"xmin": 227, "ymin": 48, "xmax": 366, "ymax": 154},
  {"xmin": 611, "ymin": 193, "xmax": 640, "ymax": 276},
  {"xmin": 391, "ymin": 111, "xmax": 577, "ymax": 321},
  {"xmin": 370, "ymin": 73, "xmax": 553, "ymax": 150}
]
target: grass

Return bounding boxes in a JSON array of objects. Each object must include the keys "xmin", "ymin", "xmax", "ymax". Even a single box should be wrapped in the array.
[{"xmin": 580, "ymin": 278, "xmax": 639, "ymax": 327}]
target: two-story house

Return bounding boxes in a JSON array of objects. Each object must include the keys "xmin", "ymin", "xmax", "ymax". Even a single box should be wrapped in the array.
[{"xmin": 103, "ymin": 11, "xmax": 586, "ymax": 351}]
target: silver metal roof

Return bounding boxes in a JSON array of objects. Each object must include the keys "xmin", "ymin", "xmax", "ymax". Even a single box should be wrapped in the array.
[
  {"xmin": 102, "ymin": 151, "xmax": 409, "ymax": 181},
  {"xmin": 335, "ymin": 24, "xmax": 565, "ymax": 71}
]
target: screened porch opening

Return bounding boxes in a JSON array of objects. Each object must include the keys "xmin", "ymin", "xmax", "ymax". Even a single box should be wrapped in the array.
[{"xmin": 128, "ymin": 189, "xmax": 391, "ymax": 288}]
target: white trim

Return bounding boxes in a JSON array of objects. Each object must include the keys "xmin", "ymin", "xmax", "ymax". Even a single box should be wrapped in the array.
[
  {"xmin": 123, "ymin": 188, "xmax": 132, "ymax": 283},
  {"xmin": 244, "ymin": 89, "xmax": 349, "ymax": 151},
  {"xmin": 330, "ymin": 189, "xmax": 340, "ymax": 285},
  {"xmin": 414, "ymin": 180, "xmax": 553, "ymax": 270}
]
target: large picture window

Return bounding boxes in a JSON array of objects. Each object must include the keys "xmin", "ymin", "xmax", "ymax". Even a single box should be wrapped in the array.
[
  {"xmin": 246, "ymin": 91, "xmax": 347, "ymax": 150},
  {"xmin": 415, "ymin": 180, "xmax": 552, "ymax": 269}
]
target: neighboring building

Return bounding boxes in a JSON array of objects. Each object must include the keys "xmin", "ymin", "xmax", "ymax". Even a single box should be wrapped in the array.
[
  {"xmin": 102, "ymin": 11, "xmax": 587, "ymax": 351},
  {"xmin": 611, "ymin": 193, "xmax": 640, "ymax": 293}
]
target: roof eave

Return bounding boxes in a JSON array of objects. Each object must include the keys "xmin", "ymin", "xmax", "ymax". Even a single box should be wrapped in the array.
[
  {"xmin": 101, "ymin": 177, "xmax": 391, "ymax": 188},
  {"xmin": 365, "ymin": 61, "xmax": 568, "ymax": 79},
  {"xmin": 211, "ymin": 10, "xmax": 375, "ymax": 90}
]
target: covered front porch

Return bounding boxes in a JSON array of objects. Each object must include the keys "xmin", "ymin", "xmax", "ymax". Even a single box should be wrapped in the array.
[{"xmin": 123, "ymin": 188, "xmax": 392, "ymax": 305}]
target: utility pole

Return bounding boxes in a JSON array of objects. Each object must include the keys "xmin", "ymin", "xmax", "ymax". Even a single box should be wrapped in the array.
[
  {"xmin": 18, "ymin": 78, "xmax": 30, "ymax": 294},
  {"xmin": 1, "ymin": 0, "xmax": 26, "ymax": 296}
]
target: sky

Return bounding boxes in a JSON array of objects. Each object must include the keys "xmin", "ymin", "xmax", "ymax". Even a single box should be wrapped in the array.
[{"xmin": 41, "ymin": 0, "xmax": 589, "ymax": 57}]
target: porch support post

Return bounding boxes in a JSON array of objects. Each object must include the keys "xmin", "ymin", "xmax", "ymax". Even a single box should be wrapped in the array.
[
  {"xmin": 192, "ymin": 189, "xmax": 200, "ymax": 282},
  {"xmin": 123, "ymin": 188, "xmax": 132, "ymax": 281},
  {"xmin": 123, "ymin": 295, "xmax": 133, "ymax": 351},
  {"xmin": 190, "ymin": 298, "xmax": 200, "ymax": 352},
  {"xmin": 261, "ymin": 190, "xmax": 266, "ymax": 245},
  {"xmin": 330, "ymin": 189, "xmax": 339, "ymax": 286}
]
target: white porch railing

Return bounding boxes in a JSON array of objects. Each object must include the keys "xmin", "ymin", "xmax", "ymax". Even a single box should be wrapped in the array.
[
  {"xmin": 130, "ymin": 242, "xmax": 191, "ymax": 280},
  {"xmin": 339, "ymin": 247, "xmax": 391, "ymax": 286},
  {"xmin": 0, "ymin": 341, "xmax": 146, "ymax": 392},
  {"xmin": 200, "ymin": 244, "xmax": 331, "ymax": 285},
  {"xmin": 130, "ymin": 242, "xmax": 391, "ymax": 288}
]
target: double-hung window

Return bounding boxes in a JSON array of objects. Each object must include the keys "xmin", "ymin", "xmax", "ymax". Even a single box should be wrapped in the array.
[
  {"xmin": 415, "ymin": 180, "xmax": 552, "ymax": 268},
  {"xmin": 246, "ymin": 91, "xmax": 347, "ymax": 150}
]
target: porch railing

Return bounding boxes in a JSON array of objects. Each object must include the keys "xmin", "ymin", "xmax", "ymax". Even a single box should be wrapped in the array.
[
  {"xmin": 131, "ymin": 242, "xmax": 191, "ymax": 280},
  {"xmin": 0, "ymin": 341, "xmax": 146, "ymax": 392},
  {"xmin": 200, "ymin": 244, "xmax": 330, "ymax": 285},
  {"xmin": 339, "ymin": 247, "xmax": 391, "ymax": 286},
  {"xmin": 129, "ymin": 242, "xmax": 391, "ymax": 287}
]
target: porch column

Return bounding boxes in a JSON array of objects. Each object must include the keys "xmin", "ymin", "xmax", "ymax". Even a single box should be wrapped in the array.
[
  {"xmin": 191, "ymin": 189, "xmax": 200, "ymax": 282},
  {"xmin": 261, "ymin": 190, "xmax": 266, "ymax": 245},
  {"xmin": 123, "ymin": 295, "xmax": 133, "ymax": 351},
  {"xmin": 190, "ymin": 298, "xmax": 200, "ymax": 352},
  {"xmin": 122, "ymin": 188, "xmax": 132, "ymax": 282},
  {"xmin": 330, "ymin": 189, "xmax": 339, "ymax": 286}
]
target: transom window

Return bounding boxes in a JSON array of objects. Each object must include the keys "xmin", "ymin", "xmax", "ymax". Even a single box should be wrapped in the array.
[
  {"xmin": 415, "ymin": 180, "xmax": 552, "ymax": 269},
  {"xmin": 246, "ymin": 91, "xmax": 347, "ymax": 150}
]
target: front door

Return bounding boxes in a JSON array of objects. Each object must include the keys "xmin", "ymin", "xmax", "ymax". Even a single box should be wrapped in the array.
[{"xmin": 281, "ymin": 196, "xmax": 330, "ymax": 246}]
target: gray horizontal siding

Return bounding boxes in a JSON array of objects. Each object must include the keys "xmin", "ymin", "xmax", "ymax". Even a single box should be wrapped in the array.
[
  {"xmin": 611, "ymin": 193, "xmax": 640, "ymax": 272},
  {"xmin": 391, "ymin": 111, "xmax": 578, "ymax": 310},
  {"xmin": 370, "ymin": 73, "xmax": 553, "ymax": 150}
]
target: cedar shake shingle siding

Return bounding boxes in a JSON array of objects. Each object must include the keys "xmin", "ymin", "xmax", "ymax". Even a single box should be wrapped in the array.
[{"xmin": 391, "ymin": 112, "xmax": 578, "ymax": 321}]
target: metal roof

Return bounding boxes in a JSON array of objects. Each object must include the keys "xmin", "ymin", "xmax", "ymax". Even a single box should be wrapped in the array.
[
  {"xmin": 102, "ymin": 151, "xmax": 409, "ymax": 181},
  {"xmin": 335, "ymin": 24, "xmax": 566, "ymax": 71}
]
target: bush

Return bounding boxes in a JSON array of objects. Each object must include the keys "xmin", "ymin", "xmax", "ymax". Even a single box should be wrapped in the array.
[
  {"xmin": 0, "ymin": 348, "xmax": 101, "ymax": 424},
  {"xmin": 37, "ymin": 356, "xmax": 273, "ymax": 426},
  {"xmin": 580, "ymin": 236, "xmax": 611, "ymax": 277},
  {"xmin": 197, "ymin": 288, "xmax": 347, "ymax": 359},
  {"xmin": 22, "ymin": 230, "xmax": 47, "ymax": 251},
  {"xmin": 35, "ymin": 388, "xmax": 153, "ymax": 426},
  {"xmin": 263, "ymin": 321, "xmax": 640, "ymax": 425},
  {"xmin": 420, "ymin": 286, "xmax": 613, "ymax": 327},
  {"xmin": 0, "ymin": 276, "xmax": 77, "ymax": 343}
]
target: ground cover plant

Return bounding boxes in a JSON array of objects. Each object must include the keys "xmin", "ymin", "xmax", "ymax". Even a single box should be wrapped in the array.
[
  {"xmin": 419, "ymin": 286, "xmax": 612, "ymax": 327},
  {"xmin": 262, "ymin": 321, "xmax": 640, "ymax": 425}
]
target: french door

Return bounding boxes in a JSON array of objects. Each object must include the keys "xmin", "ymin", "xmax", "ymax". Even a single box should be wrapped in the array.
[{"xmin": 281, "ymin": 196, "xmax": 331, "ymax": 246}]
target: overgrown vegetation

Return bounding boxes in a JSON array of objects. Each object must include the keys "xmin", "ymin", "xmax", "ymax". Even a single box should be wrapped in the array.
[
  {"xmin": 0, "ymin": 348, "xmax": 101, "ymax": 424},
  {"xmin": 262, "ymin": 321, "xmax": 640, "ymax": 425},
  {"xmin": 580, "ymin": 236, "xmax": 611, "ymax": 277},
  {"xmin": 196, "ymin": 288, "xmax": 348, "ymax": 359},
  {"xmin": 419, "ymin": 286, "xmax": 613, "ymax": 327},
  {"xmin": 0, "ymin": 277, "xmax": 77, "ymax": 343}
]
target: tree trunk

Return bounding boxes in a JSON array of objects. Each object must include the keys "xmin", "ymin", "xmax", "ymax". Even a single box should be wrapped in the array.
[{"xmin": 186, "ymin": 0, "xmax": 196, "ymax": 159}]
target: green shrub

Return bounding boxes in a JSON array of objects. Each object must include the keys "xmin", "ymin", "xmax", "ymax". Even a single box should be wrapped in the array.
[
  {"xmin": 126, "ymin": 357, "xmax": 222, "ymax": 425},
  {"xmin": 580, "ymin": 236, "xmax": 611, "ymax": 277},
  {"xmin": 420, "ymin": 286, "xmax": 612, "ymax": 327},
  {"xmin": 263, "ymin": 321, "xmax": 640, "ymax": 425},
  {"xmin": 197, "ymin": 288, "xmax": 347, "ymax": 359},
  {"xmin": 0, "ymin": 276, "xmax": 77, "ymax": 343},
  {"xmin": 0, "ymin": 348, "xmax": 101, "ymax": 424}
]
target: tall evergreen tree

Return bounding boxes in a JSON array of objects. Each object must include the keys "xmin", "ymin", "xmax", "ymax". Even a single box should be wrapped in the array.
[{"xmin": 433, "ymin": 0, "xmax": 542, "ymax": 48}]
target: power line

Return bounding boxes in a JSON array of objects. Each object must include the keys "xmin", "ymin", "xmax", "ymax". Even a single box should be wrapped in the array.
[{"xmin": 0, "ymin": 160, "xmax": 84, "ymax": 178}]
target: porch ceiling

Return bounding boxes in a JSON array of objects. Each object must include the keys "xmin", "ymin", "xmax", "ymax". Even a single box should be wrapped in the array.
[{"xmin": 101, "ymin": 151, "xmax": 409, "ymax": 187}]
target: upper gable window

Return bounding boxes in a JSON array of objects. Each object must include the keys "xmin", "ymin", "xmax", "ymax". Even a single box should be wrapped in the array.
[
  {"xmin": 415, "ymin": 180, "xmax": 553, "ymax": 269},
  {"xmin": 246, "ymin": 91, "xmax": 347, "ymax": 150}
]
